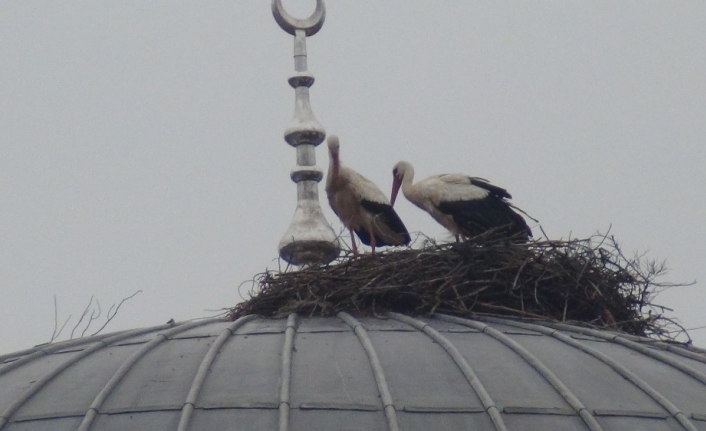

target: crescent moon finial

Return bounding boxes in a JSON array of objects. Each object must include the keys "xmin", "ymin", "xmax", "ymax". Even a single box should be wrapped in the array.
[{"xmin": 271, "ymin": 0, "xmax": 326, "ymax": 36}]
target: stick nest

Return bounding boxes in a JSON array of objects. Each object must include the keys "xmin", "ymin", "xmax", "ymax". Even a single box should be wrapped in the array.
[{"xmin": 229, "ymin": 232, "xmax": 689, "ymax": 342}]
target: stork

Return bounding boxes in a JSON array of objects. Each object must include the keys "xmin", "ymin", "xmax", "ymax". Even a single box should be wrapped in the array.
[
  {"xmin": 390, "ymin": 161, "xmax": 532, "ymax": 241},
  {"xmin": 326, "ymin": 136, "xmax": 411, "ymax": 255}
]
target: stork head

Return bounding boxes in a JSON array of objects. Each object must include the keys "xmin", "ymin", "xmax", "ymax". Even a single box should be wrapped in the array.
[{"xmin": 391, "ymin": 160, "xmax": 413, "ymax": 206}]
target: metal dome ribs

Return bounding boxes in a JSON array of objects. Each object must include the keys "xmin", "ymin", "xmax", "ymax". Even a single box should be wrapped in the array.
[{"xmin": 0, "ymin": 315, "xmax": 705, "ymax": 430}]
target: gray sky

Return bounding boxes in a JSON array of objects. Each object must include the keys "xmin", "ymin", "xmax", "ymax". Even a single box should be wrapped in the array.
[{"xmin": 1, "ymin": 1, "xmax": 704, "ymax": 354}]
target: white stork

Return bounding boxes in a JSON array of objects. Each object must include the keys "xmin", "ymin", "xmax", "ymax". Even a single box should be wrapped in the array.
[
  {"xmin": 390, "ymin": 161, "xmax": 532, "ymax": 241},
  {"xmin": 326, "ymin": 136, "xmax": 411, "ymax": 255}
]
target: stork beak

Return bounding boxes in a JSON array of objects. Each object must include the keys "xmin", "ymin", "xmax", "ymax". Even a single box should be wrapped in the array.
[{"xmin": 390, "ymin": 177, "xmax": 402, "ymax": 206}]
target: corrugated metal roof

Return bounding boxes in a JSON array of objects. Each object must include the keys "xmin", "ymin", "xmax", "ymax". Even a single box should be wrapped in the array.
[{"xmin": 0, "ymin": 314, "xmax": 705, "ymax": 431}]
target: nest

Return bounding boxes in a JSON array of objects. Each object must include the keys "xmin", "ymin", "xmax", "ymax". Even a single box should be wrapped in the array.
[{"xmin": 229, "ymin": 231, "xmax": 689, "ymax": 342}]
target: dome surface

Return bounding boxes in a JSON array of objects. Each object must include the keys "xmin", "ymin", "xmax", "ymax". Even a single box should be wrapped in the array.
[{"xmin": 0, "ymin": 313, "xmax": 705, "ymax": 431}]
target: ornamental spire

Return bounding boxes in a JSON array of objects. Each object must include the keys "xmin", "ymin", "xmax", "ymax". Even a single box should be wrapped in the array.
[{"xmin": 272, "ymin": 0, "xmax": 340, "ymax": 266}]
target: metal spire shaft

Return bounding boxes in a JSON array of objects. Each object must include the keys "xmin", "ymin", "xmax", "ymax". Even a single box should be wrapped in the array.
[{"xmin": 272, "ymin": 0, "xmax": 340, "ymax": 266}]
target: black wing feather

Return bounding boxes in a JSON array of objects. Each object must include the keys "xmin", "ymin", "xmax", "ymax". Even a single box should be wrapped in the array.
[
  {"xmin": 358, "ymin": 199, "xmax": 411, "ymax": 246},
  {"xmin": 437, "ymin": 196, "xmax": 532, "ymax": 240},
  {"xmin": 353, "ymin": 228, "xmax": 372, "ymax": 246},
  {"xmin": 469, "ymin": 177, "xmax": 512, "ymax": 199}
]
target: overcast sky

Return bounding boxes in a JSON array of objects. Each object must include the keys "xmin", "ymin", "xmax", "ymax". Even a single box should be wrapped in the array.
[{"xmin": 1, "ymin": 1, "xmax": 704, "ymax": 354}]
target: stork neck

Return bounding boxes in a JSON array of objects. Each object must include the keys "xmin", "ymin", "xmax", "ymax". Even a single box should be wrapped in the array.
[
  {"xmin": 400, "ymin": 169, "xmax": 415, "ymax": 198},
  {"xmin": 328, "ymin": 151, "xmax": 340, "ymax": 176}
]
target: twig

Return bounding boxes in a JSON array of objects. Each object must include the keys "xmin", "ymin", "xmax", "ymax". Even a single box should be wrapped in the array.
[
  {"xmin": 70, "ymin": 295, "xmax": 94, "ymax": 340},
  {"xmin": 90, "ymin": 290, "xmax": 143, "ymax": 336},
  {"xmin": 82, "ymin": 300, "xmax": 102, "ymax": 338},
  {"xmin": 50, "ymin": 295, "xmax": 59, "ymax": 343}
]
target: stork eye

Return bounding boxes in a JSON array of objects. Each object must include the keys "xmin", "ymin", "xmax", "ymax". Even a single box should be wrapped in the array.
[{"xmin": 393, "ymin": 168, "xmax": 398, "ymax": 176}]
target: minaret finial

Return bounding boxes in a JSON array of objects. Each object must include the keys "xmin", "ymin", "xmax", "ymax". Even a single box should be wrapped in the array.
[{"xmin": 273, "ymin": 0, "xmax": 340, "ymax": 266}]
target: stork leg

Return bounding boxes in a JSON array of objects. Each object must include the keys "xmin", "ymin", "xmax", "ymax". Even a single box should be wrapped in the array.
[
  {"xmin": 349, "ymin": 229, "xmax": 358, "ymax": 256},
  {"xmin": 369, "ymin": 232, "xmax": 377, "ymax": 256}
]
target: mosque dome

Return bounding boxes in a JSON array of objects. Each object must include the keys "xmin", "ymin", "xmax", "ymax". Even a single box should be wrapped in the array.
[{"xmin": 1, "ymin": 313, "xmax": 705, "ymax": 431}]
